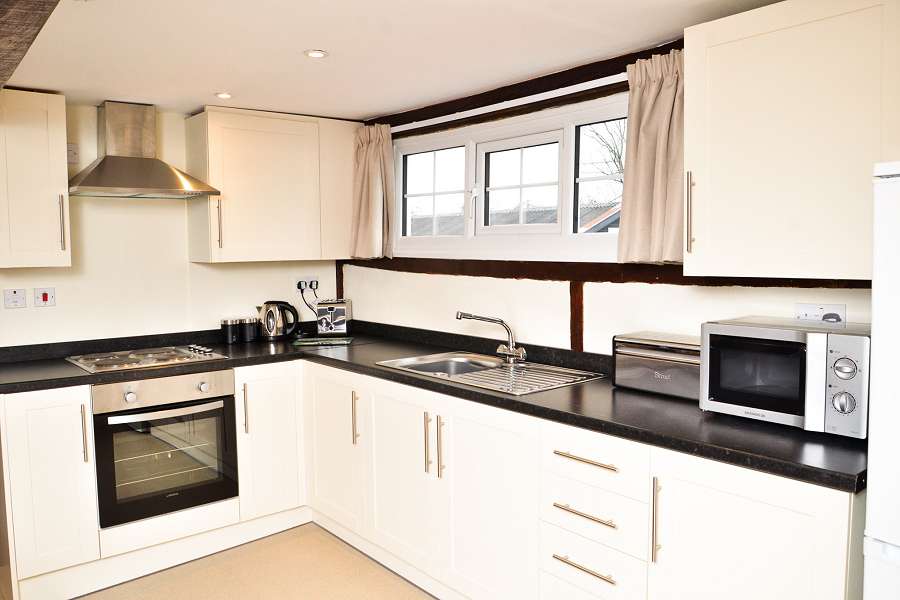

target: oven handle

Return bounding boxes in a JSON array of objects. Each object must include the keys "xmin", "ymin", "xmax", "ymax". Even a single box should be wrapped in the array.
[{"xmin": 107, "ymin": 400, "xmax": 224, "ymax": 425}]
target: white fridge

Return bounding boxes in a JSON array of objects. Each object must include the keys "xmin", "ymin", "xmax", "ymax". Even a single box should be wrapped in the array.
[{"xmin": 865, "ymin": 161, "xmax": 900, "ymax": 598}]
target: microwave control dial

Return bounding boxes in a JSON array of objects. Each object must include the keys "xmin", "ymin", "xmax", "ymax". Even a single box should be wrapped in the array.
[
  {"xmin": 198, "ymin": 382, "xmax": 210, "ymax": 393},
  {"xmin": 124, "ymin": 391, "xmax": 138, "ymax": 403},
  {"xmin": 832, "ymin": 357, "xmax": 858, "ymax": 380},
  {"xmin": 832, "ymin": 391, "xmax": 857, "ymax": 415}
]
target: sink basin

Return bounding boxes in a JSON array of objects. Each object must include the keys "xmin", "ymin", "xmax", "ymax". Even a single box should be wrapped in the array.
[{"xmin": 377, "ymin": 351, "xmax": 603, "ymax": 396}]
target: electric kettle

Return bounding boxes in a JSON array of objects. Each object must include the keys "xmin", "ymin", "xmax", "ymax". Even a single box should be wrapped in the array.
[{"xmin": 256, "ymin": 301, "xmax": 300, "ymax": 340}]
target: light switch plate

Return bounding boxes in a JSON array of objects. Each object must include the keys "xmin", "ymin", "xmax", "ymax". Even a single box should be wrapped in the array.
[
  {"xmin": 3, "ymin": 289, "xmax": 27, "ymax": 309},
  {"xmin": 67, "ymin": 143, "xmax": 79, "ymax": 165},
  {"xmin": 796, "ymin": 303, "xmax": 846, "ymax": 323},
  {"xmin": 34, "ymin": 287, "xmax": 56, "ymax": 307}
]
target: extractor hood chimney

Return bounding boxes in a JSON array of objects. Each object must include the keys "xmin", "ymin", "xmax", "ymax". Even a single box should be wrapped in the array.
[{"xmin": 68, "ymin": 101, "xmax": 219, "ymax": 199}]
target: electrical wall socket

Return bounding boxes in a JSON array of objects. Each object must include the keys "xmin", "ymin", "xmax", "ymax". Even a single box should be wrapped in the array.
[
  {"xmin": 295, "ymin": 275, "xmax": 320, "ymax": 292},
  {"xmin": 795, "ymin": 303, "xmax": 847, "ymax": 323},
  {"xmin": 3, "ymin": 289, "xmax": 26, "ymax": 309}
]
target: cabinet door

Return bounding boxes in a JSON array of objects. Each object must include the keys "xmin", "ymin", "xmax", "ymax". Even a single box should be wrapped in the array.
[
  {"xmin": 305, "ymin": 365, "xmax": 367, "ymax": 532},
  {"xmin": 684, "ymin": 0, "xmax": 898, "ymax": 278},
  {"xmin": 442, "ymin": 400, "xmax": 541, "ymax": 600},
  {"xmin": 647, "ymin": 448, "xmax": 858, "ymax": 600},
  {"xmin": 235, "ymin": 362, "xmax": 302, "ymax": 521},
  {"xmin": 205, "ymin": 111, "xmax": 320, "ymax": 262},
  {"xmin": 319, "ymin": 119, "xmax": 359, "ymax": 260},
  {"xmin": 0, "ymin": 89, "xmax": 70, "ymax": 268},
  {"xmin": 3, "ymin": 386, "xmax": 99, "ymax": 578},
  {"xmin": 368, "ymin": 384, "xmax": 449, "ymax": 574}
]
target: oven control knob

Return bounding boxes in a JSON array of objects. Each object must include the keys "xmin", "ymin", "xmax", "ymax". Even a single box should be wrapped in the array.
[
  {"xmin": 198, "ymin": 382, "xmax": 210, "ymax": 393},
  {"xmin": 124, "ymin": 391, "xmax": 138, "ymax": 403},
  {"xmin": 832, "ymin": 392, "xmax": 856, "ymax": 415},
  {"xmin": 833, "ymin": 358, "xmax": 858, "ymax": 380}
]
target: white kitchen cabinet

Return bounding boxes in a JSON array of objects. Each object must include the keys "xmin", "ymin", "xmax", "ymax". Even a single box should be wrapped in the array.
[
  {"xmin": 441, "ymin": 398, "xmax": 541, "ymax": 600},
  {"xmin": 647, "ymin": 447, "xmax": 864, "ymax": 600},
  {"xmin": 304, "ymin": 364, "xmax": 369, "ymax": 532},
  {"xmin": 0, "ymin": 89, "xmax": 70, "ymax": 268},
  {"xmin": 235, "ymin": 361, "xmax": 303, "ymax": 522},
  {"xmin": 683, "ymin": 0, "xmax": 900, "ymax": 279},
  {"xmin": 186, "ymin": 107, "xmax": 358, "ymax": 263},
  {"xmin": 1, "ymin": 386, "xmax": 99, "ymax": 579},
  {"xmin": 367, "ymin": 382, "xmax": 450, "ymax": 575}
]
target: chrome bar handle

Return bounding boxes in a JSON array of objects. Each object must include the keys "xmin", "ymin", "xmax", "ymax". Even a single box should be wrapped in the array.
[
  {"xmin": 552, "ymin": 502, "xmax": 617, "ymax": 529},
  {"xmin": 553, "ymin": 450, "xmax": 618, "ymax": 473},
  {"xmin": 424, "ymin": 412, "xmax": 432, "ymax": 473},
  {"xmin": 58, "ymin": 194, "xmax": 66, "ymax": 251},
  {"xmin": 552, "ymin": 554, "xmax": 616, "ymax": 586},
  {"xmin": 80, "ymin": 404, "xmax": 88, "ymax": 463},
  {"xmin": 216, "ymin": 197, "xmax": 223, "ymax": 249},
  {"xmin": 243, "ymin": 383, "xmax": 249, "ymax": 434},
  {"xmin": 436, "ymin": 415, "xmax": 445, "ymax": 478},
  {"xmin": 351, "ymin": 391, "xmax": 359, "ymax": 445},
  {"xmin": 685, "ymin": 171, "xmax": 695, "ymax": 253},
  {"xmin": 651, "ymin": 476, "xmax": 661, "ymax": 562}
]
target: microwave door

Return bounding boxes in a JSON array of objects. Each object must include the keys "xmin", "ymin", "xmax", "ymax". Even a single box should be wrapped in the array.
[{"xmin": 803, "ymin": 332, "xmax": 828, "ymax": 433}]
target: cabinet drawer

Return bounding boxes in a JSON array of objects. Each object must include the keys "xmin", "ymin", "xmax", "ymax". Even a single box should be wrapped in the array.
[
  {"xmin": 541, "ymin": 422, "xmax": 650, "ymax": 502},
  {"xmin": 540, "ymin": 522, "xmax": 647, "ymax": 600},
  {"xmin": 541, "ymin": 571, "xmax": 602, "ymax": 600},
  {"xmin": 541, "ymin": 471, "xmax": 649, "ymax": 561}
]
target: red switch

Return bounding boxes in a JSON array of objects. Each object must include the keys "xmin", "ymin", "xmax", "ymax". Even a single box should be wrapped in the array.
[{"xmin": 42, "ymin": 292, "xmax": 48, "ymax": 302}]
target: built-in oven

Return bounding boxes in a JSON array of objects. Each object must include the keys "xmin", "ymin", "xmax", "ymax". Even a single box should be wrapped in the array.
[{"xmin": 92, "ymin": 370, "xmax": 238, "ymax": 528}]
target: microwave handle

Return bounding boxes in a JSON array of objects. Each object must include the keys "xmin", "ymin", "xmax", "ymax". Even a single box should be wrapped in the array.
[
  {"xmin": 803, "ymin": 333, "xmax": 828, "ymax": 433},
  {"xmin": 107, "ymin": 400, "xmax": 224, "ymax": 425}
]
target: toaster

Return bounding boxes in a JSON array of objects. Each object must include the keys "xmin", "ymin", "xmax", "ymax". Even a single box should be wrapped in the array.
[
  {"xmin": 316, "ymin": 299, "xmax": 352, "ymax": 336},
  {"xmin": 612, "ymin": 331, "xmax": 701, "ymax": 400}
]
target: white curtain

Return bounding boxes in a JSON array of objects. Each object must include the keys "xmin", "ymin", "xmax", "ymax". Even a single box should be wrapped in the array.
[
  {"xmin": 351, "ymin": 124, "xmax": 395, "ymax": 258},
  {"xmin": 617, "ymin": 49, "xmax": 684, "ymax": 263}
]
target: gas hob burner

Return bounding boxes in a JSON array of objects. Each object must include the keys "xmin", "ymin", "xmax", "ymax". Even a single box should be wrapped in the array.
[{"xmin": 66, "ymin": 345, "xmax": 228, "ymax": 374}]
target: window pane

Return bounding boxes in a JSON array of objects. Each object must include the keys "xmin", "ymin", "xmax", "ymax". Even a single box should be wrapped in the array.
[
  {"xmin": 407, "ymin": 195, "xmax": 434, "ymax": 236},
  {"xmin": 406, "ymin": 152, "xmax": 434, "ymax": 195},
  {"xmin": 435, "ymin": 193, "xmax": 465, "ymax": 235},
  {"xmin": 434, "ymin": 147, "xmax": 465, "ymax": 193},
  {"xmin": 522, "ymin": 143, "xmax": 559, "ymax": 185},
  {"xmin": 522, "ymin": 185, "xmax": 558, "ymax": 224},
  {"xmin": 577, "ymin": 180, "xmax": 622, "ymax": 233},
  {"xmin": 487, "ymin": 188, "xmax": 520, "ymax": 225},
  {"xmin": 578, "ymin": 119, "xmax": 626, "ymax": 179},
  {"xmin": 487, "ymin": 148, "xmax": 520, "ymax": 188}
]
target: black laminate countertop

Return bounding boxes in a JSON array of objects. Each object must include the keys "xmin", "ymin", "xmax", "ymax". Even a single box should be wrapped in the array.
[{"xmin": 0, "ymin": 334, "xmax": 867, "ymax": 493}]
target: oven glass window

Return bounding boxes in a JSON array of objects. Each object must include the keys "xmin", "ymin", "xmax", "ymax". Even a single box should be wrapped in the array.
[
  {"xmin": 708, "ymin": 335, "xmax": 806, "ymax": 415},
  {"xmin": 114, "ymin": 409, "xmax": 224, "ymax": 502},
  {"xmin": 95, "ymin": 397, "xmax": 238, "ymax": 528}
]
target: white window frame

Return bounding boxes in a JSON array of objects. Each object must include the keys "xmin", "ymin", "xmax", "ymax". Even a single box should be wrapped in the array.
[
  {"xmin": 574, "ymin": 118, "xmax": 627, "ymax": 234},
  {"xmin": 393, "ymin": 92, "xmax": 628, "ymax": 262},
  {"xmin": 476, "ymin": 130, "xmax": 564, "ymax": 236},
  {"xmin": 402, "ymin": 146, "xmax": 467, "ymax": 238}
]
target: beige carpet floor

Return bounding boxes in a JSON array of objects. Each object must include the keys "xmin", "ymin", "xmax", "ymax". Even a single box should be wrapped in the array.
[{"xmin": 83, "ymin": 523, "xmax": 433, "ymax": 599}]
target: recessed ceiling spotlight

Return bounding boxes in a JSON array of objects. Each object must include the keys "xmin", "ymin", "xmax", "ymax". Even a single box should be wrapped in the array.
[
  {"xmin": 215, "ymin": 92, "xmax": 232, "ymax": 100},
  {"xmin": 304, "ymin": 49, "xmax": 329, "ymax": 59}
]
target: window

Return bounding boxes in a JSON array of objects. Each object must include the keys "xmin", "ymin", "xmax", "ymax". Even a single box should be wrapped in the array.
[
  {"xmin": 574, "ymin": 118, "xmax": 627, "ymax": 233},
  {"xmin": 402, "ymin": 146, "xmax": 466, "ymax": 237},
  {"xmin": 485, "ymin": 142, "xmax": 560, "ymax": 227}
]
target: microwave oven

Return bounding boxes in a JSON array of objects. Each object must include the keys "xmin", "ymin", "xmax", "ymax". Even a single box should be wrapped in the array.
[{"xmin": 700, "ymin": 316, "xmax": 870, "ymax": 439}]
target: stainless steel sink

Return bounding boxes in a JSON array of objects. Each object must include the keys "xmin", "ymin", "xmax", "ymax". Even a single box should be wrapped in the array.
[{"xmin": 377, "ymin": 351, "xmax": 603, "ymax": 396}]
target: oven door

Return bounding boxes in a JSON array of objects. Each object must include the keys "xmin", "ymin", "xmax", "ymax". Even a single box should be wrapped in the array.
[
  {"xmin": 701, "ymin": 324, "xmax": 816, "ymax": 428},
  {"xmin": 94, "ymin": 396, "xmax": 238, "ymax": 528}
]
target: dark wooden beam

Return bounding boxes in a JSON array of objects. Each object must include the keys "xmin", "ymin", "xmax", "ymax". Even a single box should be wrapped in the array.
[
  {"xmin": 393, "ymin": 80, "xmax": 629, "ymax": 140},
  {"xmin": 0, "ymin": 0, "xmax": 59, "ymax": 86},
  {"xmin": 569, "ymin": 281, "xmax": 584, "ymax": 352},
  {"xmin": 365, "ymin": 39, "xmax": 683, "ymax": 128},
  {"xmin": 342, "ymin": 258, "xmax": 871, "ymax": 289}
]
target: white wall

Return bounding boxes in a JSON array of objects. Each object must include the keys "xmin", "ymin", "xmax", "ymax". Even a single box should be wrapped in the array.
[
  {"xmin": 0, "ymin": 104, "xmax": 334, "ymax": 347},
  {"xmin": 343, "ymin": 265, "xmax": 871, "ymax": 354}
]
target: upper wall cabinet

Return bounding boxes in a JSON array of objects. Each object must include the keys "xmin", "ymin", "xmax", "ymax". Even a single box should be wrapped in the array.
[
  {"xmin": 0, "ymin": 89, "xmax": 70, "ymax": 268},
  {"xmin": 186, "ymin": 107, "xmax": 359, "ymax": 263},
  {"xmin": 684, "ymin": 0, "xmax": 900, "ymax": 279}
]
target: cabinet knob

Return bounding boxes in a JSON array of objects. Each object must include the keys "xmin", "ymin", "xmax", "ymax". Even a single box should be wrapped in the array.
[
  {"xmin": 124, "ymin": 391, "xmax": 138, "ymax": 403},
  {"xmin": 198, "ymin": 382, "xmax": 210, "ymax": 393}
]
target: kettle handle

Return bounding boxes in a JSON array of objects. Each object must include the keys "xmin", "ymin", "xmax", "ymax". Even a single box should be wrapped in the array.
[{"xmin": 280, "ymin": 302, "xmax": 300, "ymax": 337}]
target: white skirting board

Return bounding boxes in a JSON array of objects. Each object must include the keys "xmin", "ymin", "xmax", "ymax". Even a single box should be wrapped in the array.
[{"xmin": 18, "ymin": 506, "xmax": 312, "ymax": 600}]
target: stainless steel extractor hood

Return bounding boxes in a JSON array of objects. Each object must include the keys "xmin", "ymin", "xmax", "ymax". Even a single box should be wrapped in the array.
[{"xmin": 69, "ymin": 101, "xmax": 219, "ymax": 199}]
